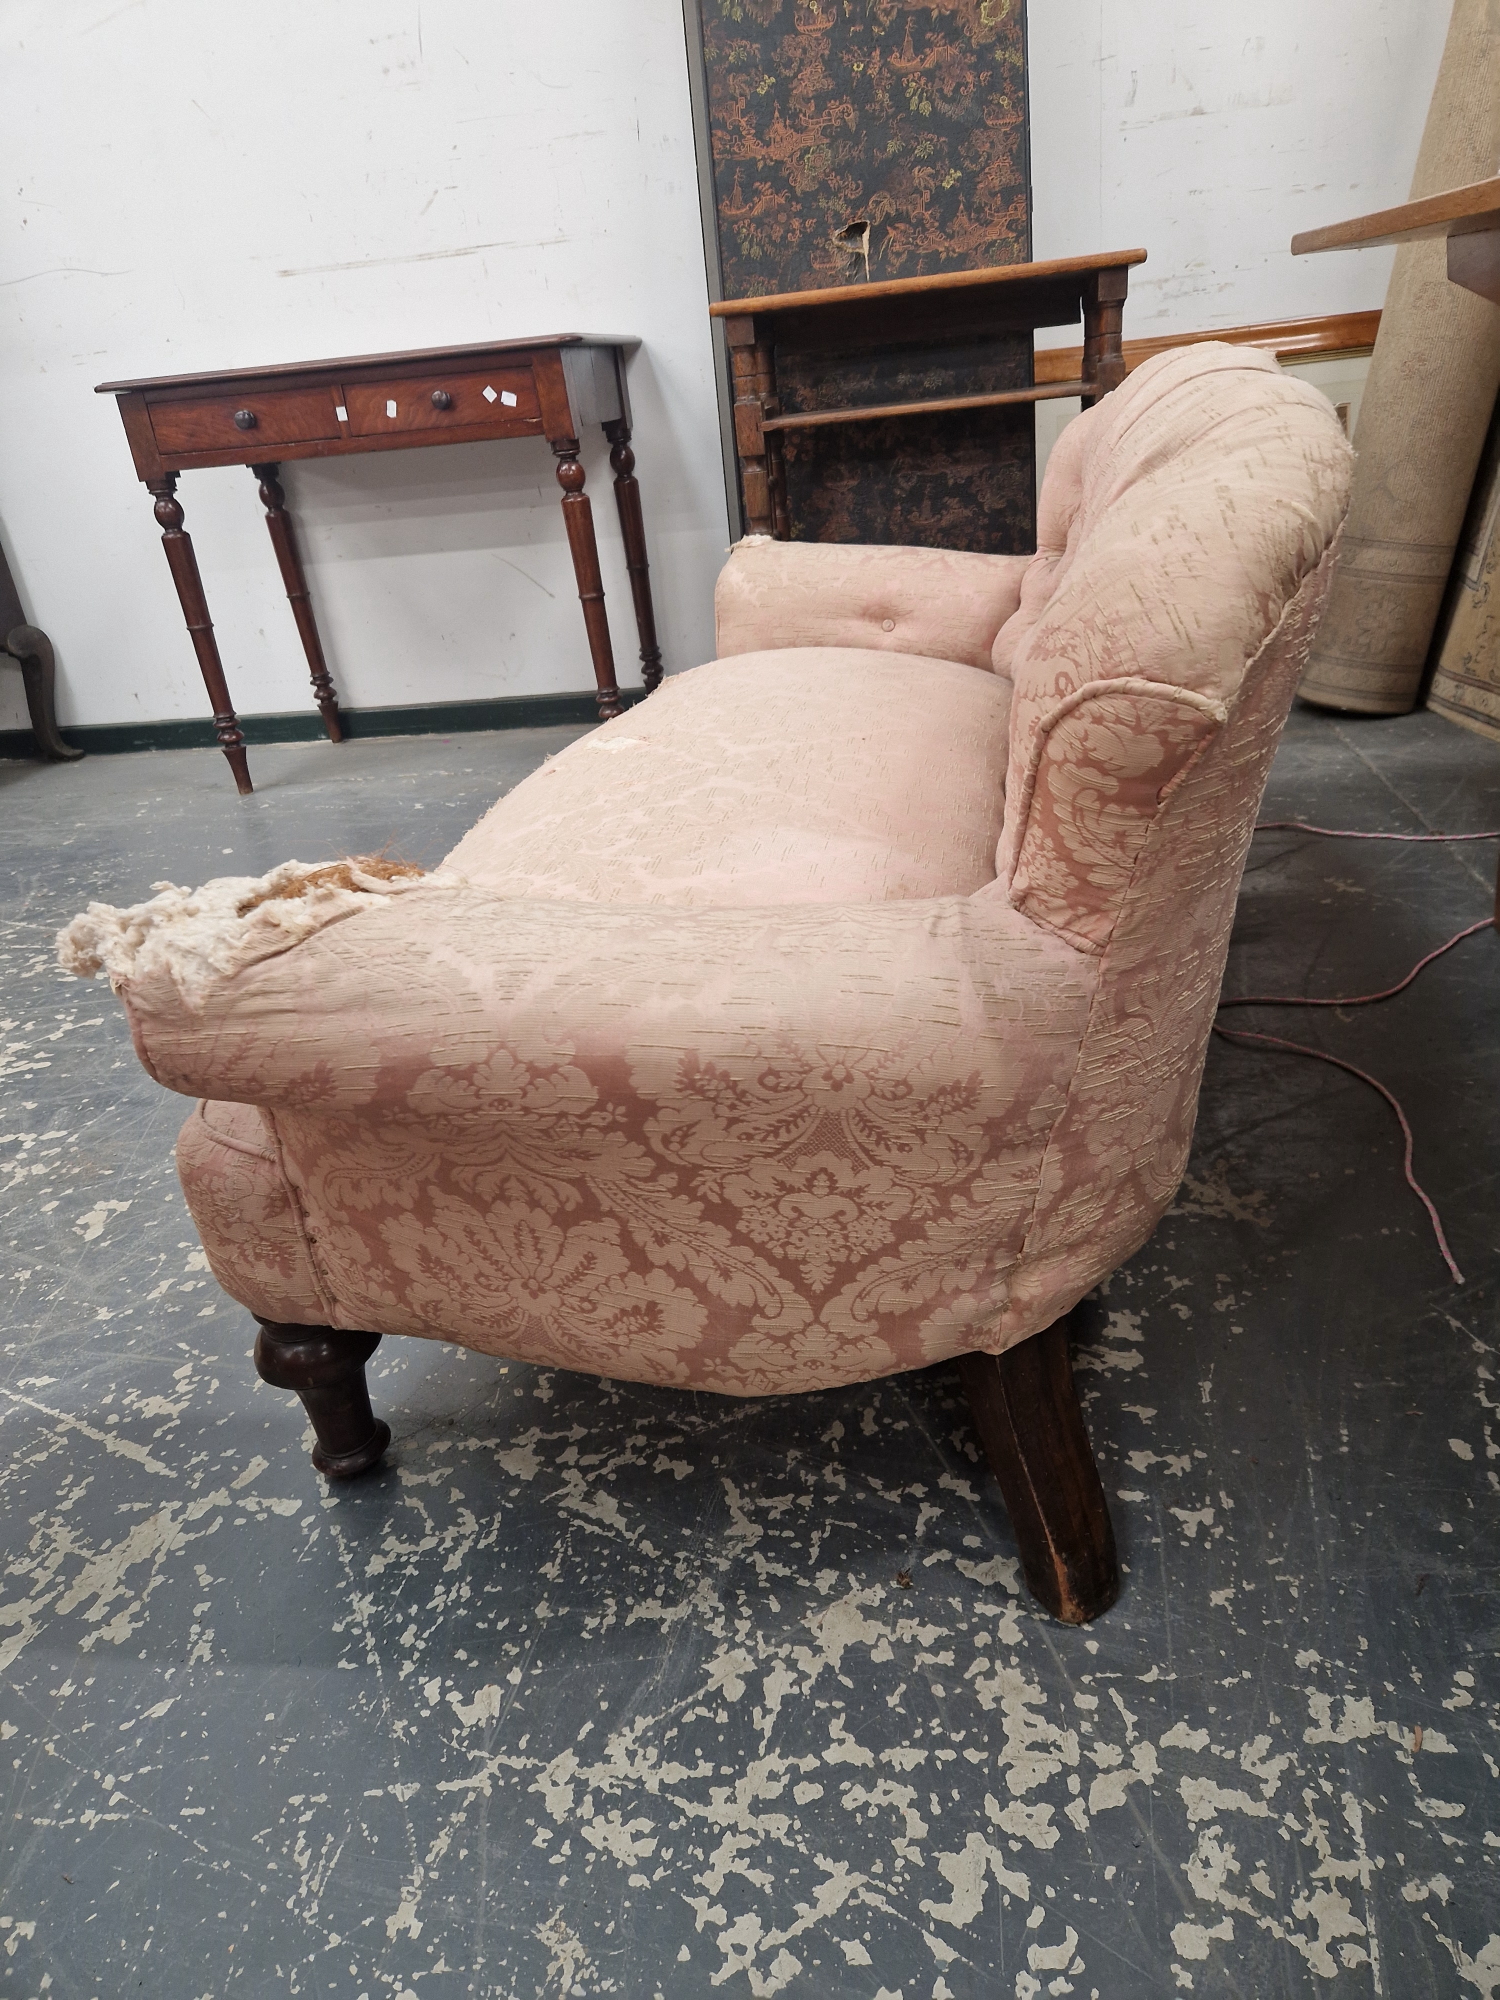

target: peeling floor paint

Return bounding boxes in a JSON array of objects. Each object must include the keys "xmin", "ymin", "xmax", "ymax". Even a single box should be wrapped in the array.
[{"xmin": 1, "ymin": 713, "xmax": 1497, "ymax": 1996}]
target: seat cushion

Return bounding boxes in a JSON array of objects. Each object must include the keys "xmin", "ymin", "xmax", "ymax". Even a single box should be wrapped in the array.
[{"xmin": 444, "ymin": 648, "xmax": 1011, "ymax": 906}]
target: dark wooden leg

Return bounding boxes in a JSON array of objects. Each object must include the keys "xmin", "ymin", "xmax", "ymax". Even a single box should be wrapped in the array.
[
  {"xmin": 253, "ymin": 1319, "xmax": 391, "ymax": 1479},
  {"xmin": 251, "ymin": 464, "xmax": 343, "ymax": 743},
  {"xmin": 1080, "ymin": 268, "xmax": 1129, "ymax": 409},
  {"xmin": 767, "ymin": 427, "xmax": 790, "ymax": 542},
  {"xmin": 4, "ymin": 623, "xmax": 83, "ymax": 759},
  {"xmin": 602, "ymin": 419, "xmax": 664, "ymax": 693},
  {"xmin": 723, "ymin": 315, "xmax": 777, "ymax": 537},
  {"xmin": 958, "ymin": 1314, "xmax": 1120, "ymax": 1625},
  {"xmin": 551, "ymin": 438, "xmax": 623, "ymax": 722},
  {"xmin": 145, "ymin": 475, "xmax": 252, "ymax": 795}
]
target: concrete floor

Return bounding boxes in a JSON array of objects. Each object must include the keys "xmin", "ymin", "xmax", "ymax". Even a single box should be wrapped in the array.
[{"xmin": 1, "ymin": 706, "xmax": 1498, "ymax": 1999}]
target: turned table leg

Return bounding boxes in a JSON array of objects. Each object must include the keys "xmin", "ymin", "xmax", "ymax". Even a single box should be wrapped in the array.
[
  {"xmin": 552, "ymin": 438, "xmax": 623, "ymax": 721},
  {"xmin": 251, "ymin": 463, "xmax": 343, "ymax": 742},
  {"xmin": 253, "ymin": 1319, "xmax": 391, "ymax": 1479},
  {"xmin": 145, "ymin": 475, "xmax": 252, "ymax": 795},
  {"xmin": 603, "ymin": 419, "xmax": 664, "ymax": 693},
  {"xmin": 958, "ymin": 1313, "xmax": 1120, "ymax": 1624}
]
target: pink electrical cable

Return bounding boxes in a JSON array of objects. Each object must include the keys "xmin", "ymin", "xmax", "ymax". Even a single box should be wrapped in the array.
[
  {"xmin": 1211, "ymin": 1024, "xmax": 1467, "ymax": 1285},
  {"xmin": 1215, "ymin": 820, "xmax": 1500, "ymax": 1285},
  {"xmin": 1255, "ymin": 819, "xmax": 1500, "ymax": 842},
  {"xmin": 1218, "ymin": 916, "xmax": 1494, "ymax": 1012}
]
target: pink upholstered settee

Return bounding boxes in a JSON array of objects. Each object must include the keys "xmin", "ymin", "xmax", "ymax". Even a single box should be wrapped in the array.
[{"xmin": 61, "ymin": 345, "xmax": 1351, "ymax": 1623}]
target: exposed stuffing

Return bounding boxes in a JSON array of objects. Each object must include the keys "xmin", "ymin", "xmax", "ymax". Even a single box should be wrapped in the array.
[{"xmin": 57, "ymin": 854, "xmax": 450, "ymax": 1010}]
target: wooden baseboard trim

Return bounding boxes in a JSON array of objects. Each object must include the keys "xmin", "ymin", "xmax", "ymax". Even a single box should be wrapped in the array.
[
  {"xmin": 0, "ymin": 685, "xmax": 646, "ymax": 762},
  {"xmin": 1035, "ymin": 309, "xmax": 1381, "ymax": 386}
]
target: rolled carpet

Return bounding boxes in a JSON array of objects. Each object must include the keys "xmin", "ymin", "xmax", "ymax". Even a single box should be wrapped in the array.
[
  {"xmin": 1426, "ymin": 398, "xmax": 1500, "ymax": 740},
  {"xmin": 1298, "ymin": 0, "xmax": 1500, "ymax": 716}
]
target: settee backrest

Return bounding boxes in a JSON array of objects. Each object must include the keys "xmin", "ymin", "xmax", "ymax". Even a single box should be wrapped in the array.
[{"xmin": 991, "ymin": 345, "xmax": 1352, "ymax": 954}]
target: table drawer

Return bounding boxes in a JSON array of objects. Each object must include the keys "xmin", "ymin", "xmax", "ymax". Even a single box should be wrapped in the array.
[
  {"xmin": 343, "ymin": 367, "xmax": 540, "ymax": 436},
  {"xmin": 149, "ymin": 386, "xmax": 340, "ymax": 456}
]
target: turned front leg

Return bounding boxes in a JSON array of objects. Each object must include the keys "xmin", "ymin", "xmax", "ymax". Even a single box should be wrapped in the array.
[
  {"xmin": 602, "ymin": 419, "xmax": 664, "ymax": 693},
  {"xmin": 145, "ymin": 475, "xmax": 252, "ymax": 795},
  {"xmin": 253, "ymin": 1319, "xmax": 391, "ymax": 1479},
  {"xmin": 251, "ymin": 463, "xmax": 343, "ymax": 742},
  {"xmin": 552, "ymin": 438, "xmax": 623, "ymax": 722},
  {"xmin": 959, "ymin": 1313, "xmax": 1120, "ymax": 1624}
]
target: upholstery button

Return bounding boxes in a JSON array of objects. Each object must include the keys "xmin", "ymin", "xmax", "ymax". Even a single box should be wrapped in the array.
[{"xmin": 881, "ymin": 617, "xmax": 895, "ymax": 631}]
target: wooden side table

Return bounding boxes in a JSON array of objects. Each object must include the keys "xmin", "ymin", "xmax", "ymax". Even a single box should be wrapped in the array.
[
  {"xmin": 709, "ymin": 250, "xmax": 1146, "ymax": 540},
  {"xmin": 97, "ymin": 335, "xmax": 664, "ymax": 794}
]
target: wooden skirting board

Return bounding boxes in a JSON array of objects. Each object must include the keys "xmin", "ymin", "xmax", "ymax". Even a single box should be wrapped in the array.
[
  {"xmin": 0, "ymin": 686, "xmax": 648, "ymax": 762},
  {"xmin": 1035, "ymin": 309, "xmax": 1380, "ymax": 385}
]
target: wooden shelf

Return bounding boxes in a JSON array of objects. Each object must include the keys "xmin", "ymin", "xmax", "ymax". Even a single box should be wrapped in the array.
[
  {"xmin": 709, "ymin": 250, "xmax": 1146, "ymax": 320},
  {"xmin": 711, "ymin": 248, "xmax": 1140, "ymax": 538},
  {"xmin": 762, "ymin": 381, "xmax": 1092, "ymax": 433}
]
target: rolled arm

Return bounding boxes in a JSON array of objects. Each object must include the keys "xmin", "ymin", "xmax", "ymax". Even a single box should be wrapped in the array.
[{"xmin": 97, "ymin": 883, "xmax": 1094, "ymax": 1118}]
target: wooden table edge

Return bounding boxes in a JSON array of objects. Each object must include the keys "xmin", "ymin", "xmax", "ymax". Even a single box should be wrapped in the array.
[
  {"xmin": 708, "ymin": 249, "xmax": 1148, "ymax": 318},
  {"xmin": 96, "ymin": 334, "xmax": 641, "ymax": 397},
  {"xmin": 1291, "ymin": 178, "xmax": 1500, "ymax": 256}
]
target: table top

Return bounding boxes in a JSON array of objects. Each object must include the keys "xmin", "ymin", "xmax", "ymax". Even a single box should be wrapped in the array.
[
  {"xmin": 97, "ymin": 333, "xmax": 639, "ymax": 397},
  {"xmin": 710, "ymin": 248, "xmax": 1147, "ymax": 319},
  {"xmin": 1291, "ymin": 177, "xmax": 1500, "ymax": 256}
]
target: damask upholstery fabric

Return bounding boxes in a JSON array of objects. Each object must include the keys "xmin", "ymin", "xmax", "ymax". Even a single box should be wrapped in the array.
[
  {"xmin": 444, "ymin": 649, "xmax": 1012, "ymax": 907},
  {"xmin": 713, "ymin": 536, "xmax": 1030, "ymax": 673},
  {"xmin": 176, "ymin": 1097, "xmax": 328, "ymax": 1328},
  {"xmin": 60, "ymin": 343, "xmax": 1352, "ymax": 1398}
]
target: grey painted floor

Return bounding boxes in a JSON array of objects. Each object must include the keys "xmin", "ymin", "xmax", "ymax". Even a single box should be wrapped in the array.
[{"xmin": 2, "ymin": 707, "xmax": 1498, "ymax": 2000}]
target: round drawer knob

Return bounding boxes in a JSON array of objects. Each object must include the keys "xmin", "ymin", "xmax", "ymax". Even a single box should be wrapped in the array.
[
  {"xmin": 233, "ymin": 408, "xmax": 257, "ymax": 431},
  {"xmin": 430, "ymin": 389, "xmax": 453, "ymax": 411}
]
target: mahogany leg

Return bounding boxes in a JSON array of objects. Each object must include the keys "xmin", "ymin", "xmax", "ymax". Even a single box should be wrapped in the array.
[
  {"xmin": 603, "ymin": 419, "xmax": 664, "ymax": 693},
  {"xmin": 145, "ymin": 475, "xmax": 252, "ymax": 795},
  {"xmin": 253, "ymin": 1318, "xmax": 391, "ymax": 1479},
  {"xmin": 552, "ymin": 437, "xmax": 623, "ymax": 722},
  {"xmin": 958, "ymin": 1313, "xmax": 1120, "ymax": 1624},
  {"xmin": 251, "ymin": 463, "xmax": 343, "ymax": 743},
  {"xmin": 4, "ymin": 623, "xmax": 83, "ymax": 760}
]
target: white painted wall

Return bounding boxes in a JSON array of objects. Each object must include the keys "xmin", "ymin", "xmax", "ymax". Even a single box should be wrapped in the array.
[
  {"xmin": 0, "ymin": 1, "xmax": 729, "ymax": 735},
  {"xmin": 1028, "ymin": 0, "xmax": 1450, "ymax": 343},
  {"xmin": 1026, "ymin": 1, "xmax": 1447, "ymax": 493},
  {"xmin": 0, "ymin": 2, "xmax": 1453, "ymax": 734}
]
